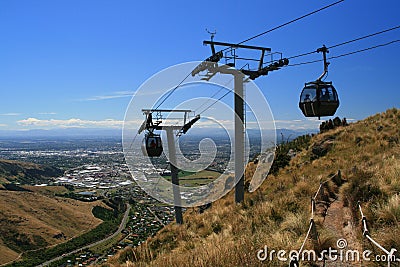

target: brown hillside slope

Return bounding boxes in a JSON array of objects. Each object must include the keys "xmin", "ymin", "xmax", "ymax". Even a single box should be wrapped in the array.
[
  {"xmin": 0, "ymin": 159, "xmax": 63, "ymax": 184},
  {"xmin": 0, "ymin": 239, "xmax": 19, "ymax": 266},
  {"xmin": 0, "ymin": 191, "xmax": 104, "ymax": 265},
  {"xmin": 106, "ymin": 108, "xmax": 399, "ymax": 267}
]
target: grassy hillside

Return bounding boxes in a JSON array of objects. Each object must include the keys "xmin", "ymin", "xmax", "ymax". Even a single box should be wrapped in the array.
[
  {"xmin": 106, "ymin": 108, "xmax": 399, "ymax": 267},
  {"xmin": 0, "ymin": 159, "xmax": 63, "ymax": 185},
  {"xmin": 0, "ymin": 159, "xmax": 94, "ymax": 265},
  {"xmin": 0, "ymin": 191, "xmax": 104, "ymax": 265}
]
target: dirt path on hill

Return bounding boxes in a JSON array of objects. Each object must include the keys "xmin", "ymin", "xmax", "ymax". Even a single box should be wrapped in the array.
[{"xmin": 321, "ymin": 196, "xmax": 362, "ymax": 267}]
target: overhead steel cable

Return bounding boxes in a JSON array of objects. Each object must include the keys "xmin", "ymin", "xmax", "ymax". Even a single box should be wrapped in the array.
[
  {"xmin": 288, "ymin": 59, "xmax": 323, "ymax": 67},
  {"xmin": 199, "ymin": 40, "xmax": 397, "ymax": 114},
  {"xmin": 198, "ymin": 89, "xmax": 232, "ymax": 115},
  {"xmin": 288, "ymin": 39, "xmax": 400, "ymax": 67},
  {"xmin": 193, "ymin": 79, "xmax": 234, "ymax": 114},
  {"xmin": 328, "ymin": 25, "xmax": 400, "ymax": 49},
  {"xmin": 153, "ymin": 72, "xmax": 193, "ymax": 110},
  {"xmin": 188, "ymin": 39, "xmax": 399, "ymax": 116},
  {"xmin": 152, "ymin": 1, "xmax": 344, "ymax": 111},
  {"xmin": 193, "ymin": 86, "xmax": 226, "ymax": 114},
  {"xmin": 287, "ymin": 50, "xmax": 317, "ymax": 60},
  {"xmin": 220, "ymin": 0, "xmax": 345, "ymax": 53},
  {"xmin": 329, "ymin": 39, "xmax": 400, "ymax": 59},
  {"xmin": 287, "ymin": 25, "xmax": 400, "ymax": 60}
]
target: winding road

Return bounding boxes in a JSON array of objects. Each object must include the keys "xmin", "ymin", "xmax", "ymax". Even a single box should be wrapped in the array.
[{"xmin": 37, "ymin": 203, "xmax": 131, "ymax": 267}]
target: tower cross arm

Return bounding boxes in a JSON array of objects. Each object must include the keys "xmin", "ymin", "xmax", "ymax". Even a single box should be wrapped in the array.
[{"xmin": 203, "ymin": 40, "xmax": 271, "ymax": 52}]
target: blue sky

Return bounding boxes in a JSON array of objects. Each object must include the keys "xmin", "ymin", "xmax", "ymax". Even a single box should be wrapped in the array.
[{"xmin": 0, "ymin": 0, "xmax": 399, "ymax": 131}]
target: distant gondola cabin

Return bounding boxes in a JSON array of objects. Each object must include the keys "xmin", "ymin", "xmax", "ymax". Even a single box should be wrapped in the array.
[{"xmin": 142, "ymin": 133, "xmax": 163, "ymax": 157}]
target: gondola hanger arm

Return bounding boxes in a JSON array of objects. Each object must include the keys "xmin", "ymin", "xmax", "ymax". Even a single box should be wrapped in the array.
[{"xmin": 316, "ymin": 45, "xmax": 330, "ymax": 81}]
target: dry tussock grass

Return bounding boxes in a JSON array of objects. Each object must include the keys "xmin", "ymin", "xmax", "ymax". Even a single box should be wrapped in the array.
[
  {"xmin": 0, "ymin": 239, "xmax": 20, "ymax": 265},
  {"xmin": 0, "ymin": 191, "xmax": 104, "ymax": 263},
  {"xmin": 106, "ymin": 108, "xmax": 399, "ymax": 267}
]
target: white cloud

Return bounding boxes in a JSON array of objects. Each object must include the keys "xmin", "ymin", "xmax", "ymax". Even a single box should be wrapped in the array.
[
  {"xmin": 195, "ymin": 119, "xmax": 234, "ymax": 129},
  {"xmin": 17, "ymin": 118, "xmax": 124, "ymax": 129},
  {"xmin": 15, "ymin": 116, "xmax": 322, "ymax": 131},
  {"xmin": 0, "ymin": 113, "xmax": 21, "ymax": 116},
  {"xmin": 193, "ymin": 117, "xmax": 320, "ymax": 130},
  {"xmin": 82, "ymin": 91, "xmax": 135, "ymax": 101},
  {"xmin": 0, "ymin": 124, "xmax": 7, "ymax": 127},
  {"xmin": 273, "ymin": 119, "xmax": 321, "ymax": 130}
]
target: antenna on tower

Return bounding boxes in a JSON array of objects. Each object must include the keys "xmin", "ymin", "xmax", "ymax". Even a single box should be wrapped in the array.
[{"xmin": 206, "ymin": 28, "xmax": 216, "ymax": 42}]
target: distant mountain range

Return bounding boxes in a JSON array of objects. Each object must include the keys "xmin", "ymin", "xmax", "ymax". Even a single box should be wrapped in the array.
[
  {"xmin": 0, "ymin": 128, "xmax": 122, "ymax": 138},
  {"xmin": 0, "ymin": 127, "xmax": 317, "ymax": 140}
]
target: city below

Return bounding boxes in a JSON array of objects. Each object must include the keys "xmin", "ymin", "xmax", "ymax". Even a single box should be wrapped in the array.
[{"xmin": 0, "ymin": 130, "xmax": 299, "ymax": 266}]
